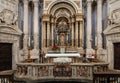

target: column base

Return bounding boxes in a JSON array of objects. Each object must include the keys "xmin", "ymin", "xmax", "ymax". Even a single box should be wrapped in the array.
[
  {"xmin": 34, "ymin": 34, "xmax": 39, "ymax": 49},
  {"xmin": 31, "ymin": 49, "xmax": 39, "ymax": 56},
  {"xmin": 97, "ymin": 48, "xmax": 106, "ymax": 62},
  {"xmin": 86, "ymin": 48, "xmax": 95, "ymax": 62},
  {"xmin": 26, "ymin": 59, "xmax": 32, "ymax": 63},
  {"xmin": 86, "ymin": 48, "xmax": 94, "ymax": 55}
]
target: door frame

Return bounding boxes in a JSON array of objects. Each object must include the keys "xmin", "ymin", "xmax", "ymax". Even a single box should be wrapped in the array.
[
  {"xmin": 0, "ymin": 43, "xmax": 12, "ymax": 71},
  {"xmin": 106, "ymin": 37, "xmax": 120, "ymax": 69},
  {"xmin": 114, "ymin": 43, "xmax": 120, "ymax": 70}
]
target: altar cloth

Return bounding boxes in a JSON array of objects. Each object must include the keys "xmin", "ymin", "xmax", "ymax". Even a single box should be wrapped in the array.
[{"xmin": 45, "ymin": 53, "xmax": 80, "ymax": 58}]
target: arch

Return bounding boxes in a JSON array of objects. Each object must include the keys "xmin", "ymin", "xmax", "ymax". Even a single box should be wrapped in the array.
[
  {"xmin": 50, "ymin": 3, "xmax": 75, "ymax": 16},
  {"xmin": 47, "ymin": 0, "xmax": 78, "ymax": 14}
]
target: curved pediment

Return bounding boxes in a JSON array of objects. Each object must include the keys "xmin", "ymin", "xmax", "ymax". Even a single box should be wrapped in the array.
[
  {"xmin": 104, "ymin": 24, "xmax": 120, "ymax": 35},
  {"xmin": 0, "ymin": 24, "xmax": 22, "ymax": 35}
]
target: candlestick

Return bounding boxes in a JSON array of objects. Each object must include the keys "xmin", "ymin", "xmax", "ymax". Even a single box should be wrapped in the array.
[
  {"xmin": 26, "ymin": 48, "xmax": 32, "ymax": 63},
  {"xmin": 93, "ymin": 46, "xmax": 98, "ymax": 62},
  {"xmin": 28, "ymin": 36, "xmax": 30, "ymax": 48}
]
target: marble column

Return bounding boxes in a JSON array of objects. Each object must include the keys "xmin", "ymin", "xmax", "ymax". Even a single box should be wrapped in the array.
[
  {"xmin": 51, "ymin": 23, "xmax": 54, "ymax": 46},
  {"xmin": 72, "ymin": 22, "xmax": 74, "ymax": 46},
  {"xmin": 42, "ymin": 21, "xmax": 46, "ymax": 48},
  {"xmin": 33, "ymin": 0, "xmax": 39, "ymax": 49},
  {"xmin": 76, "ymin": 21, "xmax": 78, "ymax": 47},
  {"xmin": 23, "ymin": 0, "xmax": 28, "ymax": 54},
  {"xmin": 47, "ymin": 21, "xmax": 50, "ymax": 47},
  {"xmin": 80, "ymin": 21, "xmax": 83, "ymax": 47},
  {"xmin": 86, "ymin": 0, "xmax": 92, "ymax": 49},
  {"xmin": 97, "ymin": 0, "xmax": 102, "ymax": 49},
  {"xmin": 86, "ymin": 0, "xmax": 93, "ymax": 55}
]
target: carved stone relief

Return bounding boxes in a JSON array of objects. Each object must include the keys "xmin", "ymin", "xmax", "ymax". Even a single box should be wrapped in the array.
[
  {"xmin": 74, "ymin": 1, "xmax": 80, "ymax": 8},
  {"xmin": 45, "ymin": 1, "xmax": 52, "ymax": 8},
  {"xmin": 0, "ymin": 9, "xmax": 18, "ymax": 25},
  {"xmin": 108, "ymin": 9, "xmax": 120, "ymax": 25},
  {"xmin": 55, "ymin": 9, "xmax": 70, "ymax": 18}
]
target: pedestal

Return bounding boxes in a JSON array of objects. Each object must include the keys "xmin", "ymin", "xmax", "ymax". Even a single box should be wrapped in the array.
[
  {"xmin": 60, "ymin": 47, "xmax": 65, "ymax": 54},
  {"xmin": 93, "ymin": 47, "xmax": 98, "ymax": 62},
  {"xmin": 26, "ymin": 48, "xmax": 32, "ymax": 63}
]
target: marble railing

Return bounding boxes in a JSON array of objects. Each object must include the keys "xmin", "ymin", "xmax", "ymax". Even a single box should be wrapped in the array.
[
  {"xmin": 15, "ymin": 63, "xmax": 108, "ymax": 80},
  {"xmin": 0, "ymin": 70, "xmax": 14, "ymax": 83}
]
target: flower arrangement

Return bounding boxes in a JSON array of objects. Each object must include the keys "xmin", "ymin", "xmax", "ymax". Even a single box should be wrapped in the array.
[{"xmin": 52, "ymin": 45, "xmax": 59, "ymax": 50}]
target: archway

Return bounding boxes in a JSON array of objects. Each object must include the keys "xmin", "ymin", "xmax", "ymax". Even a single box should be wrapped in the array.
[{"xmin": 42, "ymin": 0, "xmax": 84, "ymax": 53}]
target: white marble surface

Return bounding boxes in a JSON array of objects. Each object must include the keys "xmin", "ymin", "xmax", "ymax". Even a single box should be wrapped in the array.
[
  {"xmin": 53, "ymin": 57, "xmax": 72, "ymax": 63},
  {"xmin": 45, "ymin": 53, "xmax": 80, "ymax": 58}
]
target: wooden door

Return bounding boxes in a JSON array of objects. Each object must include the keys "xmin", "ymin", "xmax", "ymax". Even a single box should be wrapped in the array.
[
  {"xmin": 0, "ymin": 43, "xmax": 12, "ymax": 71},
  {"xmin": 114, "ymin": 43, "xmax": 120, "ymax": 70}
]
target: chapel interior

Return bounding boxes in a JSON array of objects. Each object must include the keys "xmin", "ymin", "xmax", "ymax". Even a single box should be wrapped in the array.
[{"xmin": 0, "ymin": 0, "xmax": 120, "ymax": 83}]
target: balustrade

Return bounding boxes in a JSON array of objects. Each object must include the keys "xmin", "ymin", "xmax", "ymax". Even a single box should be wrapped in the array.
[
  {"xmin": 15, "ymin": 63, "xmax": 54, "ymax": 79},
  {"xmin": 93, "ymin": 70, "xmax": 120, "ymax": 83},
  {"xmin": 15, "ymin": 63, "xmax": 108, "ymax": 81},
  {"xmin": 0, "ymin": 70, "xmax": 13, "ymax": 83}
]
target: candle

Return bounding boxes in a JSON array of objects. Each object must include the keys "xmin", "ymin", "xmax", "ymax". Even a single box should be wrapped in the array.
[
  {"xmin": 28, "ymin": 36, "xmax": 30, "ymax": 47},
  {"xmin": 95, "ymin": 36, "xmax": 97, "ymax": 46}
]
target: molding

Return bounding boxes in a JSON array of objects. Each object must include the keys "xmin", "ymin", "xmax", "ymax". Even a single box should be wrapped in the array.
[
  {"xmin": 0, "ymin": 24, "xmax": 22, "ymax": 35},
  {"xmin": 42, "ymin": 14, "xmax": 50, "ymax": 21},
  {"xmin": 46, "ymin": 0, "xmax": 78, "ymax": 14},
  {"xmin": 104, "ymin": 24, "xmax": 120, "ymax": 35}
]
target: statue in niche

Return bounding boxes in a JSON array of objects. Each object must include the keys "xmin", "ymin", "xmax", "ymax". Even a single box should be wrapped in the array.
[
  {"xmin": 57, "ymin": 19, "xmax": 68, "ymax": 33},
  {"xmin": 60, "ymin": 33, "xmax": 65, "ymax": 46}
]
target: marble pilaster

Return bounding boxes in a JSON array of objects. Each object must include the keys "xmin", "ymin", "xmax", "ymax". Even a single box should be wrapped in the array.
[
  {"xmin": 72, "ymin": 22, "xmax": 74, "ymax": 46},
  {"xmin": 47, "ymin": 21, "xmax": 50, "ymax": 47},
  {"xmin": 51, "ymin": 23, "xmax": 54, "ymax": 46},
  {"xmin": 76, "ymin": 21, "xmax": 78, "ymax": 47}
]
